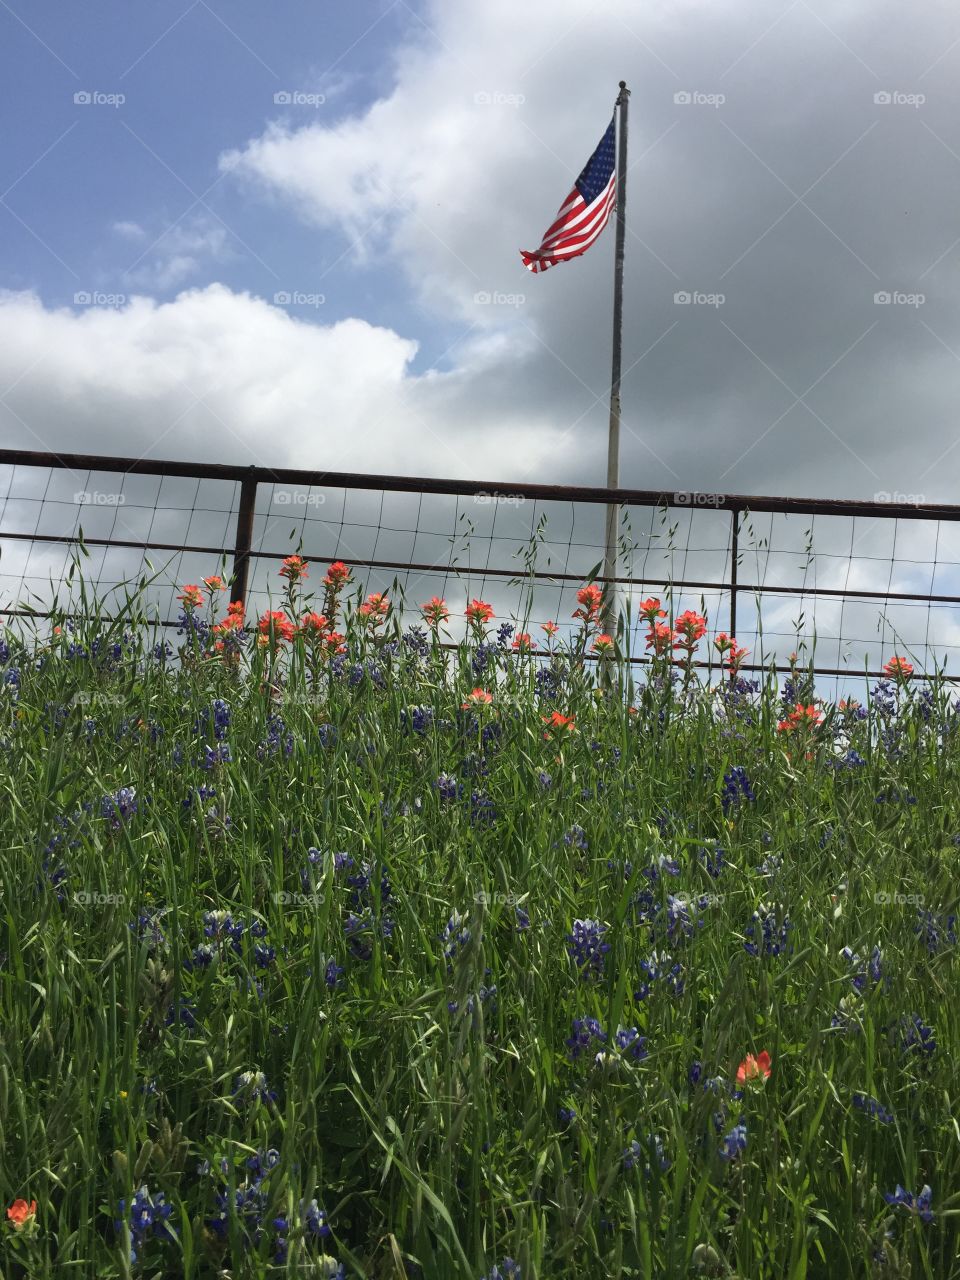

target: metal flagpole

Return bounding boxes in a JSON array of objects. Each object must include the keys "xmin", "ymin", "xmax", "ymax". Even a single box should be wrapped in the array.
[{"xmin": 601, "ymin": 80, "xmax": 629, "ymax": 640}]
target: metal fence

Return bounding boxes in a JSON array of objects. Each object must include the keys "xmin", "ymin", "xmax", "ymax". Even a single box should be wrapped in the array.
[{"xmin": 2, "ymin": 447, "xmax": 960, "ymax": 686}]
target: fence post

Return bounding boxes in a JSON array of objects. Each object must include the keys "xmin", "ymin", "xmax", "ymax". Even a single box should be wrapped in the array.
[
  {"xmin": 729, "ymin": 505, "xmax": 739, "ymax": 641},
  {"xmin": 230, "ymin": 470, "xmax": 259, "ymax": 607}
]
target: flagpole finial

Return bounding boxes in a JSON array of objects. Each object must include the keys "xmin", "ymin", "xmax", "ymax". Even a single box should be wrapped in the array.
[{"xmin": 619, "ymin": 80, "xmax": 627, "ymax": 89}]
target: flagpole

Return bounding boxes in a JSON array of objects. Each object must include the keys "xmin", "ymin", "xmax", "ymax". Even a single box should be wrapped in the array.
[{"xmin": 601, "ymin": 80, "xmax": 629, "ymax": 641}]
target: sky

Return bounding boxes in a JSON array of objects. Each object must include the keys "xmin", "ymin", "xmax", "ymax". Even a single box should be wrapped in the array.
[{"xmin": 2, "ymin": 0, "xmax": 960, "ymax": 677}]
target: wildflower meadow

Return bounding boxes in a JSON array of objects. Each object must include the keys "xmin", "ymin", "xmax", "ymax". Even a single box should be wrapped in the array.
[{"xmin": 2, "ymin": 554, "xmax": 960, "ymax": 1278}]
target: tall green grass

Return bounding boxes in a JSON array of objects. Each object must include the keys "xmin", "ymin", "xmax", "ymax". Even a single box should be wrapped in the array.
[{"xmin": 0, "ymin": 563, "xmax": 958, "ymax": 1279}]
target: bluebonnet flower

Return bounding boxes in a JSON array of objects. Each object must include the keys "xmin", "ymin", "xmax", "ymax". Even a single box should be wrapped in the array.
[
  {"xmin": 318, "ymin": 722, "xmax": 337, "ymax": 748},
  {"xmin": 403, "ymin": 625, "xmax": 430, "ymax": 657},
  {"xmin": 435, "ymin": 773, "xmax": 462, "ymax": 802},
  {"xmin": 566, "ymin": 918, "xmax": 610, "ymax": 978},
  {"xmin": 202, "ymin": 743, "xmax": 232, "ymax": 770},
  {"xmin": 482, "ymin": 1260, "xmax": 520, "ymax": 1280},
  {"xmin": 884, "ymin": 1184, "xmax": 934, "ymax": 1223},
  {"xmin": 698, "ymin": 845, "xmax": 725, "ymax": 879},
  {"xmin": 565, "ymin": 1015, "xmax": 607, "ymax": 1061},
  {"xmin": 558, "ymin": 1106, "xmax": 576, "ymax": 1128},
  {"xmin": 840, "ymin": 945, "xmax": 883, "ymax": 992},
  {"xmin": 257, "ymin": 713, "xmax": 294, "ymax": 759},
  {"xmin": 472, "ymin": 644, "xmax": 493, "ymax": 678},
  {"xmin": 514, "ymin": 905, "xmax": 530, "ymax": 931},
  {"xmin": 233, "ymin": 1070, "xmax": 277, "ymax": 1106},
  {"xmin": 324, "ymin": 957, "xmax": 345, "ymax": 989},
  {"xmin": 623, "ymin": 1133, "xmax": 669, "ymax": 1175},
  {"xmin": 470, "ymin": 791, "xmax": 497, "ymax": 826},
  {"xmin": 663, "ymin": 894, "xmax": 709, "ymax": 944},
  {"xmin": 301, "ymin": 1197, "xmax": 331, "ymax": 1239},
  {"xmin": 115, "ymin": 1184, "xmax": 177, "ymax": 1264},
  {"xmin": 634, "ymin": 951, "xmax": 684, "ymax": 1000},
  {"xmin": 182, "ymin": 785, "xmax": 217, "ymax": 810},
  {"xmin": 614, "ymin": 1025, "xmax": 648, "ymax": 1062},
  {"xmin": 719, "ymin": 1121, "xmax": 748, "ymax": 1162},
  {"xmin": 187, "ymin": 943, "xmax": 215, "ymax": 970},
  {"xmin": 440, "ymin": 911, "xmax": 471, "ymax": 962},
  {"xmin": 100, "ymin": 786, "xmax": 138, "ymax": 828},
  {"xmin": 688, "ymin": 1060, "xmax": 703, "ymax": 1087},
  {"xmin": 871, "ymin": 680, "xmax": 898, "ymax": 716},
  {"xmin": 900, "ymin": 1014, "xmax": 936, "ymax": 1057},
  {"xmin": 915, "ymin": 908, "xmax": 957, "ymax": 954},
  {"xmin": 537, "ymin": 770, "xmax": 552, "ymax": 790},
  {"xmin": 853, "ymin": 1093, "xmax": 893, "ymax": 1125},
  {"xmin": 563, "ymin": 824, "xmax": 588, "ymax": 850},
  {"xmin": 744, "ymin": 903, "xmax": 792, "ymax": 957},
  {"xmin": 0, "ymin": 635, "xmax": 8, "ymax": 663},
  {"xmin": 177, "ymin": 609, "xmax": 209, "ymax": 642},
  {"xmin": 534, "ymin": 666, "xmax": 562, "ymax": 702},
  {"xmin": 245, "ymin": 1149, "xmax": 280, "ymax": 1179},
  {"xmin": 128, "ymin": 911, "xmax": 167, "ymax": 952},
  {"xmin": 401, "ymin": 705, "xmax": 434, "ymax": 734},
  {"xmin": 253, "ymin": 942, "xmax": 276, "ymax": 968},
  {"xmin": 721, "ymin": 766, "xmax": 755, "ymax": 813}
]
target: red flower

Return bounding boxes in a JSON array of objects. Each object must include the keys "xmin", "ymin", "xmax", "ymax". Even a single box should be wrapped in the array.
[
  {"xmin": 7, "ymin": 1199, "xmax": 36, "ymax": 1231},
  {"xmin": 257, "ymin": 610, "xmax": 297, "ymax": 644},
  {"xmin": 421, "ymin": 596, "xmax": 449, "ymax": 627},
  {"xmin": 323, "ymin": 560, "xmax": 351, "ymax": 587},
  {"xmin": 736, "ymin": 1050, "xmax": 772, "ymax": 1084},
  {"xmin": 542, "ymin": 711, "xmax": 576, "ymax": 739},
  {"xmin": 300, "ymin": 611, "xmax": 329, "ymax": 636},
  {"xmin": 358, "ymin": 592, "xmax": 389, "ymax": 623},
  {"xmin": 884, "ymin": 655, "xmax": 913, "ymax": 679},
  {"xmin": 673, "ymin": 609, "xmax": 707, "ymax": 650},
  {"xmin": 279, "ymin": 554, "xmax": 308, "ymax": 582},
  {"xmin": 573, "ymin": 583, "xmax": 603, "ymax": 622},
  {"xmin": 178, "ymin": 584, "xmax": 203, "ymax": 609},
  {"xmin": 203, "ymin": 575, "xmax": 224, "ymax": 591},
  {"xmin": 592, "ymin": 633, "xmax": 615, "ymax": 654},
  {"xmin": 777, "ymin": 702, "xmax": 823, "ymax": 733},
  {"xmin": 466, "ymin": 599, "xmax": 495, "ymax": 625},
  {"xmin": 512, "ymin": 632, "xmax": 536, "ymax": 652},
  {"xmin": 462, "ymin": 687, "xmax": 493, "ymax": 708},
  {"xmin": 645, "ymin": 622, "xmax": 673, "ymax": 656},
  {"xmin": 638, "ymin": 596, "xmax": 666, "ymax": 624},
  {"xmin": 541, "ymin": 619, "xmax": 559, "ymax": 637}
]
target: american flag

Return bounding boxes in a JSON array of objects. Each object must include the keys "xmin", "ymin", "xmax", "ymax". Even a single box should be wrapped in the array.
[{"xmin": 520, "ymin": 116, "xmax": 617, "ymax": 274}]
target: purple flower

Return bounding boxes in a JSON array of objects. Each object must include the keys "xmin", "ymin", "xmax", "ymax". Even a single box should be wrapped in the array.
[
  {"xmin": 565, "ymin": 918, "xmax": 610, "ymax": 979},
  {"xmin": 719, "ymin": 1121, "xmax": 748, "ymax": 1162},
  {"xmin": 565, "ymin": 1015, "xmax": 607, "ymax": 1061},
  {"xmin": 884, "ymin": 1184, "xmax": 933, "ymax": 1223}
]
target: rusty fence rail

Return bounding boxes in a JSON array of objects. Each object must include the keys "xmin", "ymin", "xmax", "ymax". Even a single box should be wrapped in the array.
[{"xmin": 1, "ymin": 448, "xmax": 959, "ymax": 681}]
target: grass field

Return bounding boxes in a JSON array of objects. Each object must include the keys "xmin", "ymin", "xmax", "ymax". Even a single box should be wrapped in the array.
[{"xmin": 1, "ymin": 556, "xmax": 959, "ymax": 1278}]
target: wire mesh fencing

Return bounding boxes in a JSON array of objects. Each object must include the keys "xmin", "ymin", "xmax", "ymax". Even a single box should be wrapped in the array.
[{"xmin": 2, "ymin": 448, "xmax": 959, "ymax": 698}]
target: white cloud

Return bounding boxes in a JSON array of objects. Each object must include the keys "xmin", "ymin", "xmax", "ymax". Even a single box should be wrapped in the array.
[{"xmin": 0, "ymin": 284, "xmax": 568, "ymax": 478}]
